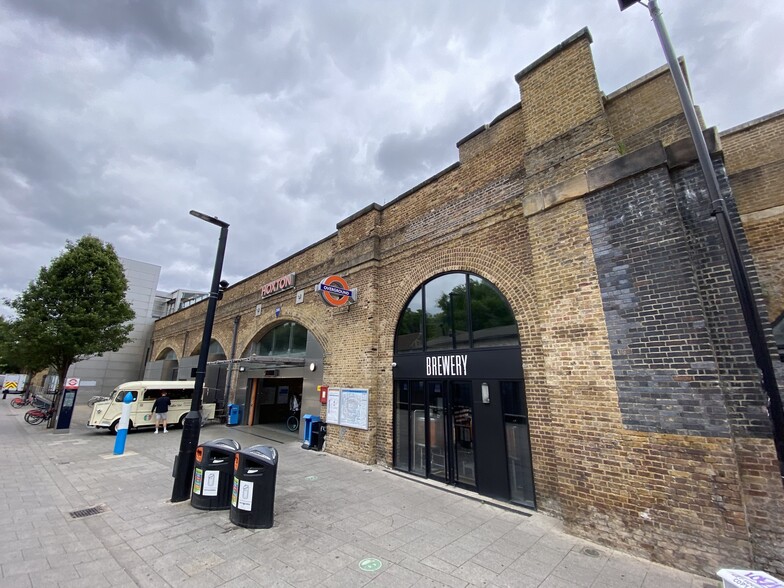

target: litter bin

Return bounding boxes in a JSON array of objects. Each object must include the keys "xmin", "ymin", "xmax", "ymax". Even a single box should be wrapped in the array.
[
  {"xmin": 229, "ymin": 445, "xmax": 278, "ymax": 529},
  {"xmin": 301, "ymin": 414, "xmax": 320, "ymax": 449},
  {"xmin": 309, "ymin": 422, "xmax": 326, "ymax": 451},
  {"xmin": 227, "ymin": 404, "xmax": 242, "ymax": 426},
  {"xmin": 191, "ymin": 438, "xmax": 241, "ymax": 510}
]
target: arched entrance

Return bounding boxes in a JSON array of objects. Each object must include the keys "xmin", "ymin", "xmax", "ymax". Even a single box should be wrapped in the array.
[
  {"xmin": 234, "ymin": 321, "xmax": 324, "ymax": 429},
  {"xmin": 393, "ymin": 272, "xmax": 535, "ymax": 507}
]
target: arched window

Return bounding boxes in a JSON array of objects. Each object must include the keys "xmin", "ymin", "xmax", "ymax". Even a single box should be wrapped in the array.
[
  {"xmin": 395, "ymin": 273, "xmax": 517, "ymax": 353},
  {"xmin": 253, "ymin": 322, "xmax": 308, "ymax": 356}
]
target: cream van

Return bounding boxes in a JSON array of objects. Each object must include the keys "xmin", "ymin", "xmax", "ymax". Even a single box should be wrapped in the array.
[{"xmin": 88, "ymin": 381, "xmax": 216, "ymax": 434}]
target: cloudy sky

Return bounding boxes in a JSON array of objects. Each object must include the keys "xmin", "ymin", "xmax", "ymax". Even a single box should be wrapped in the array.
[{"xmin": 1, "ymin": 0, "xmax": 782, "ymax": 317}]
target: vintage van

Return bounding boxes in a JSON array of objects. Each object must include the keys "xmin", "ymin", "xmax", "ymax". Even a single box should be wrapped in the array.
[{"xmin": 88, "ymin": 380, "xmax": 216, "ymax": 433}]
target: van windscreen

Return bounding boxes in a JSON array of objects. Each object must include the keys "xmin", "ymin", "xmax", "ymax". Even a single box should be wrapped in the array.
[{"xmin": 114, "ymin": 390, "xmax": 139, "ymax": 402}]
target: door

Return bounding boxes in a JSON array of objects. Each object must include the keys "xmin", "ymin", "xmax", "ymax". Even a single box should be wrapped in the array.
[{"xmin": 426, "ymin": 380, "xmax": 476, "ymax": 489}]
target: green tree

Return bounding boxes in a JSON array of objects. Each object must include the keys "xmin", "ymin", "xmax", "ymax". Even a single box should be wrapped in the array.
[{"xmin": 8, "ymin": 236, "xmax": 135, "ymax": 426}]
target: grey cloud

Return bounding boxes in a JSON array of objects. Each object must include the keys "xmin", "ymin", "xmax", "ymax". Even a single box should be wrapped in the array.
[{"xmin": 3, "ymin": 0, "xmax": 213, "ymax": 60}]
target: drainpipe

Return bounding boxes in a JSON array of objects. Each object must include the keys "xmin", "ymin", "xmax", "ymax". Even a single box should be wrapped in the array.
[{"xmin": 224, "ymin": 315, "xmax": 241, "ymax": 407}]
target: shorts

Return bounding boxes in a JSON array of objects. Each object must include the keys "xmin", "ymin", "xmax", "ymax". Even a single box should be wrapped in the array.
[{"xmin": 154, "ymin": 412, "xmax": 168, "ymax": 421}]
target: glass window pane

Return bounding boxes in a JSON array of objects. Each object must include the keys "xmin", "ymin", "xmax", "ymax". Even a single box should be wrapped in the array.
[
  {"xmin": 255, "ymin": 322, "xmax": 309, "ymax": 356},
  {"xmin": 410, "ymin": 381, "xmax": 426, "ymax": 476},
  {"xmin": 396, "ymin": 292, "xmax": 424, "ymax": 352},
  {"xmin": 501, "ymin": 381, "xmax": 535, "ymax": 507},
  {"xmin": 290, "ymin": 323, "xmax": 308, "ymax": 355},
  {"xmin": 256, "ymin": 335, "xmax": 273, "ymax": 356},
  {"xmin": 425, "ymin": 274, "xmax": 467, "ymax": 351},
  {"xmin": 394, "ymin": 381, "xmax": 410, "ymax": 471},
  {"xmin": 469, "ymin": 276, "xmax": 518, "ymax": 348},
  {"xmin": 272, "ymin": 322, "xmax": 293, "ymax": 355}
]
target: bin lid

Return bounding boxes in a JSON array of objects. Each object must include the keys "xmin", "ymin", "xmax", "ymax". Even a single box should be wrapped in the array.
[
  {"xmin": 245, "ymin": 444, "xmax": 278, "ymax": 465},
  {"xmin": 203, "ymin": 438, "xmax": 241, "ymax": 451}
]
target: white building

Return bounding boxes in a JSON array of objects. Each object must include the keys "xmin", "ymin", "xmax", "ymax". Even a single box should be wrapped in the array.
[{"xmin": 61, "ymin": 259, "xmax": 207, "ymax": 399}]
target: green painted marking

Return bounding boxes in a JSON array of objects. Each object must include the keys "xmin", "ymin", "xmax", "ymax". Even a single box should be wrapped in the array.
[{"xmin": 359, "ymin": 558, "xmax": 382, "ymax": 572}]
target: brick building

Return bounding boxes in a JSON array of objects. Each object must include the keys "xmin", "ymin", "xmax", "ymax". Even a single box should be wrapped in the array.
[{"xmin": 150, "ymin": 29, "xmax": 784, "ymax": 576}]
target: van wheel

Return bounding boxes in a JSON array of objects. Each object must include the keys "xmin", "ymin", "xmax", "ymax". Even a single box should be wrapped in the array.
[
  {"xmin": 178, "ymin": 414, "xmax": 187, "ymax": 429},
  {"xmin": 109, "ymin": 420, "xmax": 133, "ymax": 435}
]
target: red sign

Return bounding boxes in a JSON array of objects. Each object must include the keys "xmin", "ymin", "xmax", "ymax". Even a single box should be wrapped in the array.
[
  {"xmin": 316, "ymin": 275, "xmax": 356, "ymax": 307},
  {"xmin": 64, "ymin": 378, "xmax": 80, "ymax": 390},
  {"xmin": 260, "ymin": 273, "xmax": 296, "ymax": 299}
]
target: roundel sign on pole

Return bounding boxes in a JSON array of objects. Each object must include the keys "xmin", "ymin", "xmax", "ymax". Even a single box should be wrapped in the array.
[
  {"xmin": 64, "ymin": 378, "xmax": 80, "ymax": 390},
  {"xmin": 316, "ymin": 275, "xmax": 357, "ymax": 307}
]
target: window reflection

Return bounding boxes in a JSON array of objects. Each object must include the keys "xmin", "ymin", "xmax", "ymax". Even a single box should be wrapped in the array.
[
  {"xmin": 254, "ymin": 322, "xmax": 308, "ymax": 356},
  {"xmin": 425, "ymin": 274, "xmax": 467, "ymax": 351},
  {"xmin": 395, "ymin": 273, "xmax": 518, "ymax": 352},
  {"xmin": 469, "ymin": 276, "xmax": 517, "ymax": 348},
  {"xmin": 396, "ymin": 293, "xmax": 423, "ymax": 352}
]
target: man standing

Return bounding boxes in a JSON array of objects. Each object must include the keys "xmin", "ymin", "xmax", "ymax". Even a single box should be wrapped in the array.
[{"xmin": 151, "ymin": 391, "xmax": 171, "ymax": 434}]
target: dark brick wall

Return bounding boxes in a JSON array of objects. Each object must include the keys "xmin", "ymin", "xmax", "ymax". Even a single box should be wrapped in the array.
[
  {"xmin": 586, "ymin": 164, "xmax": 732, "ymax": 436},
  {"xmin": 670, "ymin": 159, "xmax": 777, "ymax": 439}
]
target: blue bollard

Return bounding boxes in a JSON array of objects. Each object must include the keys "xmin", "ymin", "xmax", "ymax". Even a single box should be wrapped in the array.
[{"xmin": 113, "ymin": 392, "xmax": 134, "ymax": 455}]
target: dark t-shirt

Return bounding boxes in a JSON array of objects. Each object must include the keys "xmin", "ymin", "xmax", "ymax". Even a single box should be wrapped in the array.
[{"xmin": 152, "ymin": 396, "xmax": 171, "ymax": 414}]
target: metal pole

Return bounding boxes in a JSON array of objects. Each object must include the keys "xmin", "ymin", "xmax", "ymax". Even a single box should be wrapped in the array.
[
  {"xmin": 171, "ymin": 213, "xmax": 229, "ymax": 502},
  {"xmin": 645, "ymin": 0, "xmax": 784, "ymax": 475}
]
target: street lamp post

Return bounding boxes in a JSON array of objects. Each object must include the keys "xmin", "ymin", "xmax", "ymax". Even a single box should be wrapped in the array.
[
  {"xmin": 619, "ymin": 0, "xmax": 784, "ymax": 477},
  {"xmin": 171, "ymin": 210, "xmax": 230, "ymax": 502}
]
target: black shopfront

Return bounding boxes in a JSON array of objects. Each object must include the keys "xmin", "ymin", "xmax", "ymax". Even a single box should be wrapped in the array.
[{"xmin": 392, "ymin": 272, "xmax": 536, "ymax": 508}]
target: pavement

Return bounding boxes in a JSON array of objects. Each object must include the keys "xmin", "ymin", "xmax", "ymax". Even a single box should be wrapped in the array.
[{"xmin": 0, "ymin": 400, "xmax": 722, "ymax": 588}]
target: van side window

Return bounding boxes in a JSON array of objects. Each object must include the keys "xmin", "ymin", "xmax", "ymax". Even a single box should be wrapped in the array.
[
  {"xmin": 114, "ymin": 390, "xmax": 138, "ymax": 402},
  {"xmin": 142, "ymin": 388, "xmax": 193, "ymax": 401},
  {"xmin": 168, "ymin": 388, "xmax": 194, "ymax": 401},
  {"xmin": 144, "ymin": 389, "xmax": 162, "ymax": 401}
]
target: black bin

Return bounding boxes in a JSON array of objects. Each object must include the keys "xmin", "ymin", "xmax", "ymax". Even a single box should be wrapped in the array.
[
  {"xmin": 310, "ymin": 422, "xmax": 327, "ymax": 451},
  {"xmin": 229, "ymin": 445, "xmax": 278, "ymax": 529},
  {"xmin": 191, "ymin": 438, "xmax": 241, "ymax": 510}
]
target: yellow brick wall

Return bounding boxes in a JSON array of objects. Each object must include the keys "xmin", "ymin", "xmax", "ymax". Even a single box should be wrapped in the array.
[{"xmin": 722, "ymin": 112, "xmax": 784, "ymax": 318}]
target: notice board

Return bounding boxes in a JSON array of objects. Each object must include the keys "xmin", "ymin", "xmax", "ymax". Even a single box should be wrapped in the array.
[{"xmin": 325, "ymin": 388, "xmax": 369, "ymax": 430}]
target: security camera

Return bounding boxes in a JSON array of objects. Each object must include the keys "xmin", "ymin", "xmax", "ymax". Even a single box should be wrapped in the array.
[{"xmin": 219, "ymin": 280, "xmax": 230, "ymax": 290}]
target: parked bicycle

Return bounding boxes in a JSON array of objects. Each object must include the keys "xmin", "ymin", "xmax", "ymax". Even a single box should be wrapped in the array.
[
  {"xmin": 11, "ymin": 394, "xmax": 47, "ymax": 409},
  {"xmin": 25, "ymin": 406, "xmax": 56, "ymax": 425}
]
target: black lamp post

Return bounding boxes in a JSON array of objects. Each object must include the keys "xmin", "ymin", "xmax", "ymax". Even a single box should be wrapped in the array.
[
  {"xmin": 619, "ymin": 0, "xmax": 784, "ymax": 477},
  {"xmin": 171, "ymin": 210, "xmax": 230, "ymax": 502}
]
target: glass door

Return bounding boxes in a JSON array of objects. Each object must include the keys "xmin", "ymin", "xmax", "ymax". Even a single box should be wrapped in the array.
[
  {"xmin": 427, "ymin": 381, "xmax": 448, "ymax": 482},
  {"xmin": 450, "ymin": 381, "xmax": 476, "ymax": 489},
  {"xmin": 395, "ymin": 378, "xmax": 477, "ymax": 491}
]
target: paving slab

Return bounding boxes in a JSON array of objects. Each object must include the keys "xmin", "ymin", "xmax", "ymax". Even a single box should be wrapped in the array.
[{"xmin": 0, "ymin": 401, "xmax": 721, "ymax": 587}]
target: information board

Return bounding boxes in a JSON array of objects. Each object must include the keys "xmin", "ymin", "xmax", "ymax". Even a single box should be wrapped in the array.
[
  {"xmin": 325, "ymin": 388, "xmax": 369, "ymax": 430},
  {"xmin": 326, "ymin": 389, "xmax": 340, "ymax": 424}
]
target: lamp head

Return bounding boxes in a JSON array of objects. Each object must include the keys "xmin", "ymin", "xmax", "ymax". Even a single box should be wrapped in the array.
[{"xmin": 618, "ymin": 0, "xmax": 639, "ymax": 10}]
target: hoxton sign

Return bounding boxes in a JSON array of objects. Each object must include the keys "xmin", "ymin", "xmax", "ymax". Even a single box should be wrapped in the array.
[
  {"xmin": 261, "ymin": 273, "xmax": 296, "ymax": 298},
  {"xmin": 425, "ymin": 354, "xmax": 468, "ymax": 376}
]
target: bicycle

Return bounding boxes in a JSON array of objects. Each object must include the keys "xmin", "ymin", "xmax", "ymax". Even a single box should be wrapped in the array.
[
  {"xmin": 286, "ymin": 411, "xmax": 299, "ymax": 432},
  {"xmin": 11, "ymin": 394, "xmax": 47, "ymax": 409},
  {"xmin": 25, "ymin": 406, "xmax": 56, "ymax": 425}
]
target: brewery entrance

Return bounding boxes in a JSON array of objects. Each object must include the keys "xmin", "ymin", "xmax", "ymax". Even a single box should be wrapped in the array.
[
  {"xmin": 394, "ymin": 373, "xmax": 534, "ymax": 506},
  {"xmin": 393, "ymin": 272, "xmax": 535, "ymax": 507}
]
